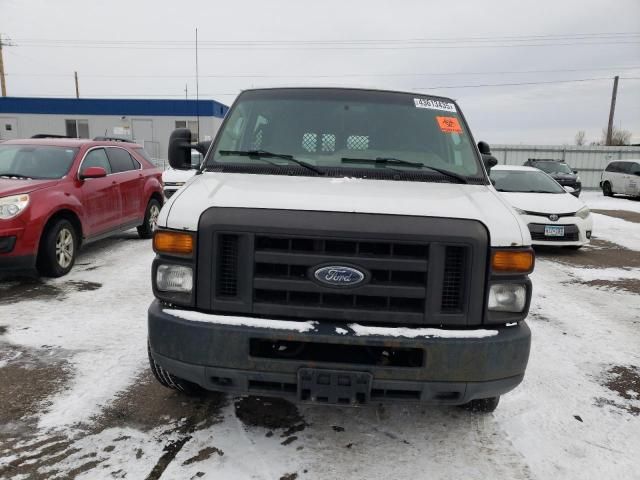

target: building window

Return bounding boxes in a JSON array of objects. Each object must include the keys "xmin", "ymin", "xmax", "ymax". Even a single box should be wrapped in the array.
[
  {"xmin": 65, "ymin": 119, "xmax": 89, "ymax": 138},
  {"xmin": 175, "ymin": 120, "xmax": 199, "ymax": 141}
]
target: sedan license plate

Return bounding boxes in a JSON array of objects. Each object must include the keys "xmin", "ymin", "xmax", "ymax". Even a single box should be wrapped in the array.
[{"xmin": 544, "ymin": 225, "xmax": 565, "ymax": 237}]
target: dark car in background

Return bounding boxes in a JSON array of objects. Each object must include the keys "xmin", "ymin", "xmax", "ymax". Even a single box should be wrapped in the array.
[{"xmin": 523, "ymin": 159, "xmax": 581, "ymax": 197}]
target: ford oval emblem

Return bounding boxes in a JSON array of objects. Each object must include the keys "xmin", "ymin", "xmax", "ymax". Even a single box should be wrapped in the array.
[{"xmin": 313, "ymin": 265, "xmax": 366, "ymax": 287}]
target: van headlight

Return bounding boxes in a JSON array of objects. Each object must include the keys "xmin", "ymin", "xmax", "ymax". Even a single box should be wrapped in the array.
[
  {"xmin": 156, "ymin": 264, "xmax": 193, "ymax": 292},
  {"xmin": 0, "ymin": 194, "xmax": 30, "ymax": 219},
  {"xmin": 576, "ymin": 206, "xmax": 590, "ymax": 219},
  {"xmin": 488, "ymin": 283, "xmax": 526, "ymax": 312}
]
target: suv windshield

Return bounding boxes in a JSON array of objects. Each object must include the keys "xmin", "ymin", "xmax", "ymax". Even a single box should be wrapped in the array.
[
  {"xmin": 534, "ymin": 161, "xmax": 573, "ymax": 174},
  {"xmin": 206, "ymin": 89, "xmax": 484, "ymax": 182},
  {"xmin": 491, "ymin": 169, "xmax": 566, "ymax": 194},
  {"xmin": 0, "ymin": 145, "xmax": 78, "ymax": 179}
]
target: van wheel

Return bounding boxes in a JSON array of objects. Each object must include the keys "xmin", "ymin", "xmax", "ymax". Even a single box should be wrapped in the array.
[
  {"xmin": 148, "ymin": 343, "xmax": 203, "ymax": 396},
  {"xmin": 137, "ymin": 198, "xmax": 161, "ymax": 239},
  {"xmin": 37, "ymin": 219, "xmax": 77, "ymax": 277},
  {"xmin": 460, "ymin": 396, "xmax": 500, "ymax": 413},
  {"xmin": 602, "ymin": 181, "xmax": 613, "ymax": 197}
]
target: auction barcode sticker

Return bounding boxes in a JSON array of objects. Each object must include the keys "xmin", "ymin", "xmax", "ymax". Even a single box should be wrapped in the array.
[{"xmin": 414, "ymin": 98, "xmax": 456, "ymax": 112}]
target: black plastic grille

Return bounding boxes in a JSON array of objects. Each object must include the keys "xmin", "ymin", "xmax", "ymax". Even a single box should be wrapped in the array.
[
  {"xmin": 216, "ymin": 234, "xmax": 239, "ymax": 296},
  {"xmin": 441, "ymin": 246, "xmax": 466, "ymax": 312},
  {"xmin": 528, "ymin": 224, "xmax": 580, "ymax": 242},
  {"xmin": 252, "ymin": 235, "xmax": 429, "ymax": 322}
]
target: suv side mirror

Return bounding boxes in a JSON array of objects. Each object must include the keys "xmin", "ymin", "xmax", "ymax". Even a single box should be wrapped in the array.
[
  {"xmin": 80, "ymin": 166, "xmax": 107, "ymax": 179},
  {"xmin": 573, "ymin": 170, "xmax": 578, "ymax": 174},
  {"xmin": 168, "ymin": 128, "xmax": 195, "ymax": 170},
  {"xmin": 478, "ymin": 141, "xmax": 498, "ymax": 171}
]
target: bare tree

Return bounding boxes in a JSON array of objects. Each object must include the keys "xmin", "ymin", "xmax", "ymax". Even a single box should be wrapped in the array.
[
  {"xmin": 601, "ymin": 126, "xmax": 632, "ymax": 146},
  {"xmin": 575, "ymin": 130, "xmax": 586, "ymax": 146}
]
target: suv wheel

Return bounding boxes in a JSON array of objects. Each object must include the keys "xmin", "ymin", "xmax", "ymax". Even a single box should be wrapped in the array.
[
  {"xmin": 602, "ymin": 181, "xmax": 613, "ymax": 197},
  {"xmin": 148, "ymin": 343, "xmax": 203, "ymax": 395},
  {"xmin": 460, "ymin": 396, "xmax": 500, "ymax": 413},
  {"xmin": 37, "ymin": 219, "xmax": 77, "ymax": 277},
  {"xmin": 137, "ymin": 198, "xmax": 161, "ymax": 239}
]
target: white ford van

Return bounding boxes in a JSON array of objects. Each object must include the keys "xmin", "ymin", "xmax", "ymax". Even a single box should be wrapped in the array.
[{"xmin": 147, "ymin": 87, "xmax": 534, "ymax": 412}]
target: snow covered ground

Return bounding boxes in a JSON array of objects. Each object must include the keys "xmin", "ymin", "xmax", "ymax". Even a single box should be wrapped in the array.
[{"xmin": 0, "ymin": 193, "xmax": 639, "ymax": 480}]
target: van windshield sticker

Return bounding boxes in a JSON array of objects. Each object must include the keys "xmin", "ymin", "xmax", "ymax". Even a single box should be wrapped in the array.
[
  {"xmin": 436, "ymin": 116, "xmax": 462, "ymax": 133},
  {"xmin": 414, "ymin": 98, "xmax": 456, "ymax": 112}
]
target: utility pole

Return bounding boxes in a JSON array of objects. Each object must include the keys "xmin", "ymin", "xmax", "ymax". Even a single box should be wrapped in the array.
[
  {"xmin": 74, "ymin": 71, "xmax": 80, "ymax": 98},
  {"xmin": 0, "ymin": 34, "xmax": 14, "ymax": 97},
  {"xmin": 606, "ymin": 75, "xmax": 619, "ymax": 146},
  {"xmin": 195, "ymin": 27, "xmax": 200, "ymax": 142}
]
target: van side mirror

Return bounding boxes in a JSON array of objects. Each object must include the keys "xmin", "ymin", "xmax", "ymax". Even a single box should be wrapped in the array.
[
  {"xmin": 194, "ymin": 140, "xmax": 212, "ymax": 156},
  {"xmin": 478, "ymin": 141, "xmax": 498, "ymax": 171},
  {"xmin": 168, "ymin": 129, "xmax": 194, "ymax": 170},
  {"xmin": 573, "ymin": 170, "xmax": 578, "ymax": 174},
  {"xmin": 478, "ymin": 141, "xmax": 491, "ymax": 155}
]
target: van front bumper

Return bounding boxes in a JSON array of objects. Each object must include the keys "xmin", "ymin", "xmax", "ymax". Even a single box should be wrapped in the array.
[{"xmin": 148, "ymin": 300, "xmax": 531, "ymax": 404}]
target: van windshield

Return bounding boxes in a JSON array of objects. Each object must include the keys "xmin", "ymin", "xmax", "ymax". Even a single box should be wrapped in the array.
[{"xmin": 206, "ymin": 89, "xmax": 485, "ymax": 183}]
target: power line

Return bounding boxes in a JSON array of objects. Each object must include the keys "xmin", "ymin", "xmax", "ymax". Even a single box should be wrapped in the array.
[
  {"xmin": 6, "ymin": 66, "xmax": 640, "ymax": 79},
  {"xmin": 15, "ymin": 76, "xmax": 640, "ymax": 99},
  {"xmin": 12, "ymin": 31, "xmax": 640, "ymax": 45},
  {"xmin": 12, "ymin": 41, "xmax": 640, "ymax": 51}
]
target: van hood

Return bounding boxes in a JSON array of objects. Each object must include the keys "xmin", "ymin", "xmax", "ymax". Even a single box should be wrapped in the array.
[
  {"xmin": 162, "ymin": 168, "xmax": 198, "ymax": 184},
  {"xmin": 160, "ymin": 173, "xmax": 529, "ymax": 246},
  {"xmin": 0, "ymin": 178, "xmax": 61, "ymax": 197}
]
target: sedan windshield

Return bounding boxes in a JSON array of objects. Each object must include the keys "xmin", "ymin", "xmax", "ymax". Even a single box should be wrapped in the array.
[
  {"xmin": 0, "ymin": 145, "xmax": 78, "ymax": 179},
  {"xmin": 534, "ymin": 161, "xmax": 573, "ymax": 174},
  {"xmin": 491, "ymin": 169, "xmax": 566, "ymax": 194},
  {"xmin": 206, "ymin": 89, "xmax": 484, "ymax": 182}
]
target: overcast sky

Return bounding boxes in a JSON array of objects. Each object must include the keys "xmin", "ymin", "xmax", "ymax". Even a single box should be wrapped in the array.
[{"xmin": 2, "ymin": 0, "xmax": 639, "ymax": 144}]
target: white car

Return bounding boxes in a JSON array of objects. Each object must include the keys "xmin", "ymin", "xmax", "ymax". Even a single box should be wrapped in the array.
[
  {"xmin": 162, "ymin": 151, "xmax": 202, "ymax": 198},
  {"xmin": 491, "ymin": 165, "xmax": 593, "ymax": 248},
  {"xmin": 600, "ymin": 159, "xmax": 640, "ymax": 197}
]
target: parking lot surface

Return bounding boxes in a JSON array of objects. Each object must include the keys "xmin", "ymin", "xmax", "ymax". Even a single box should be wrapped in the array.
[{"xmin": 1, "ymin": 192, "xmax": 639, "ymax": 480}]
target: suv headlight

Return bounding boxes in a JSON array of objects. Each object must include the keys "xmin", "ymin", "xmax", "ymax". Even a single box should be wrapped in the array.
[
  {"xmin": 156, "ymin": 264, "xmax": 193, "ymax": 292},
  {"xmin": 512, "ymin": 207, "xmax": 526, "ymax": 215},
  {"xmin": 576, "ymin": 206, "xmax": 590, "ymax": 219},
  {"xmin": 0, "ymin": 194, "xmax": 30, "ymax": 219}
]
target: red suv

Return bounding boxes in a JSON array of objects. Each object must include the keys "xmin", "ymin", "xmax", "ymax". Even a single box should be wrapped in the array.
[{"xmin": 0, "ymin": 138, "xmax": 163, "ymax": 276}]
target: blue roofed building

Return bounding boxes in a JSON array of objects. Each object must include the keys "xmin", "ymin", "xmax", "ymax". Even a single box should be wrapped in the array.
[{"xmin": 0, "ymin": 97, "xmax": 229, "ymax": 162}]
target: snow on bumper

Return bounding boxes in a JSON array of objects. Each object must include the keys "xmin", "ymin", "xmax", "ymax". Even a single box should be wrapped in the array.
[{"xmin": 148, "ymin": 300, "xmax": 531, "ymax": 404}]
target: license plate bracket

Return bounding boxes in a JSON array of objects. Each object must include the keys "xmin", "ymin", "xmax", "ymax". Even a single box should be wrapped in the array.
[
  {"xmin": 544, "ymin": 225, "xmax": 565, "ymax": 237},
  {"xmin": 298, "ymin": 368, "xmax": 372, "ymax": 405}
]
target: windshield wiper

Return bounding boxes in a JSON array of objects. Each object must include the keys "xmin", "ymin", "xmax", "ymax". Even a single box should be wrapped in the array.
[
  {"xmin": 0, "ymin": 173, "xmax": 34, "ymax": 179},
  {"xmin": 217, "ymin": 150, "xmax": 323, "ymax": 175},
  {"xmin": 341, "ymin": 157, "xmax": 468, "ymax": 184}
]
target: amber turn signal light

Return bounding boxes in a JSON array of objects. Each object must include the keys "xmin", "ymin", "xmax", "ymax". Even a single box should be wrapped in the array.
[
  {"xmin": 153, "ymin": 231, "xmax": 193, "ymax": 255},
  {"xmin": 492, "ymin": 249, "xmax": 534, "ymax": 273}
]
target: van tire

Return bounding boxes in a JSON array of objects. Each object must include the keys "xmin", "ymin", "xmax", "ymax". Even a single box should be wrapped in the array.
[
  {"xmin": 148, "ymin": 343, "xmax": 203, "ymax": 396},
  {"xmin": 460, "ymin": 396, "xmax": 500, "ymax": 413},
  {"xmin": 137, "ymin": 198, "xmax": 161, "ymax": 239},
  {"xmin": 602, "ymin": 181, "xmax": 613, "ymax": 197},
  {"xmin": 37, "ymin": 219, "xmax": 77, "ymax": 277}
]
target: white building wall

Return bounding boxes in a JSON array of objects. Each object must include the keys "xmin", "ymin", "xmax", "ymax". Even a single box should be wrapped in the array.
[{"xmin": 1, "ymin": 113, "xmax": 224, "ymax": 166}]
